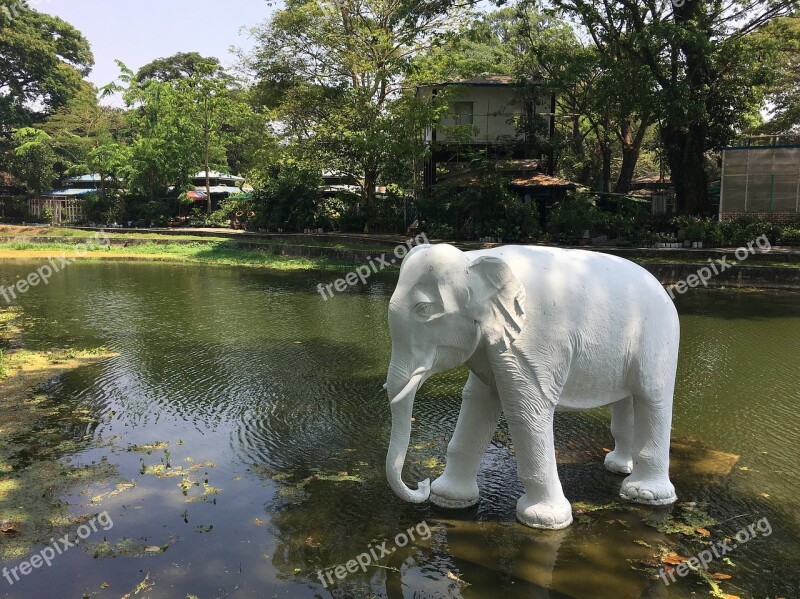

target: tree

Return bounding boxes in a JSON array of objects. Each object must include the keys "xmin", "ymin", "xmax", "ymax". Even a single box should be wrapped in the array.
[
  {"xmin": 10, "ymin": 128, "xmax": 58, "ymax": 194},
  {"xmin": 247, "ymin": 0, "xmax": 467, "ymax": 228},
  {"xmin": 135, "ymin": 52, "xmax": 225, "ymax": 84},
  {"xmin": 111, "ymin": 61, "xmax": 259, "ymax": 213},
  {"xmin": 40, "ymin": 98, "xmax": 128, "ymax": 198},
  {"xmin": 0, "ymin": 1, "xmax": 93, "ymax": 130},
  {"xmin": 754, "ymin": 15, "xmax": 800, "ymax": 133},
  {"xmin": 547, "ymin": 0, "xmax": 796, "ymax": 214}
]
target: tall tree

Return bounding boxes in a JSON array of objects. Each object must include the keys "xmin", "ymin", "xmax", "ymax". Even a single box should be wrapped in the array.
[
  {"xmin": 40, "ymin": 98, "xmax": 128, "ymax": 198},
  {"xmin": 753, "ymin": 15, "xmax": 800, "ymax": 134},
  {"xmin": 547, "ymin": 0, "xmax": 796, "ymax": 213},
  {"xmin": 111, "ymin": 62, "xmax": 257, "ymax": 211},
  {"xmin": 135, "ymin": 52, "xmax": 225, "ymax": 84},
  {"xmin": 248, "ymin": 0, "xmax": 467, "ymax": 227},
  {"xmin": 0, "ymin": 1, "xmax": 93, "ymax": 129}
]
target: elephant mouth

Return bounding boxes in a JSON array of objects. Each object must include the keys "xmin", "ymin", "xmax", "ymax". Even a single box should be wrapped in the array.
[{"xmin": 387, "ymin": 366, "xmax": 428, "ymax": 405}]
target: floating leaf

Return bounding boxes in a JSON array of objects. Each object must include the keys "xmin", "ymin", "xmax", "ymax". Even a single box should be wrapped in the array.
[
  {"xmin": 661, "ymin": 552, "xmax": 688, "ymax": 565},
  {"xmin": 446, "ymin": 571, "xmax": 470, "ymax": 586}
]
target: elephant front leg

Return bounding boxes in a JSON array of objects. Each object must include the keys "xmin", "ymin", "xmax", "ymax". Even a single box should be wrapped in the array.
[
  {"xmin": 430, "ymin": 373, "xmax": 501, "ymax": 509},
  {"xmin": 506, "ymin": 400, "xmax": 572, "ymax": 530}
]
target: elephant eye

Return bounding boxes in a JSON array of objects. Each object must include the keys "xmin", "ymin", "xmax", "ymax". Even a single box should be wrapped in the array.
[{"xmin": 415, "ymin": 302, "xmax": 434, "ymax": 317}]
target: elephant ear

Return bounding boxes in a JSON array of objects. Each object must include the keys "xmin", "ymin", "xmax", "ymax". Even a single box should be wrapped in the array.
[{"xmin": 467, "ymin": 256, "xmax": 526, "ymax": 353}]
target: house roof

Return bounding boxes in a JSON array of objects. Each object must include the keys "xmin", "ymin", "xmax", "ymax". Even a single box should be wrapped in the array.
[
  {"xmin": 510, "ymin": 173, "xmax": 577, "ymax": 189},
  {"xmin": 65, "ymin": 174, "xmax": 103, "ymax": 184},
  {"xmin": 192, "ymin": 171, "xmax": 245, "ymax": 182},
  {"xmin": 41, "ymin": 188, "xmax": 98, "ymax": 197},
  {"xmin": 416, "ymin": 75, "xmax": 547, "ymax": 90},
  {"xmin": 434, "ymin": 171, "xmax": 576, "ymax": 190}
]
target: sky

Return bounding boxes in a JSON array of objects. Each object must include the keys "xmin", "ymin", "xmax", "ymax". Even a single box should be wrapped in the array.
[{"xmin": 41, "ymin": 0, "xmax": 275, "ymax": 100}]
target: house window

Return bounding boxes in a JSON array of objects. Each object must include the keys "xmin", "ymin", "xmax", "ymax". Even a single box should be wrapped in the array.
[{"xmin": 453, "ymin": 101, "xmax": 473, "ymax": 126}]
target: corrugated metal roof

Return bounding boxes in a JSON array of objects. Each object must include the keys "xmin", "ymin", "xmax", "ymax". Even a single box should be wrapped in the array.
[
  {"xmin": 192, "ymin": 171, "xmax": 245, "ymax": 182},
  {"xmin": 41, "ymin": 188, "xmax": 98, "ymax": 197}
]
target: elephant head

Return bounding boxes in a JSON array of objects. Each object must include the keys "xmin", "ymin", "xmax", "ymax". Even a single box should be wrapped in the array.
[{"xmin": 385, "ymin": 244, "xmax": 527, "ymax": 503}]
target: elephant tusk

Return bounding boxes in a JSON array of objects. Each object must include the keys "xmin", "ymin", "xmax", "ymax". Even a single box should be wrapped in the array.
[{"xmin": 389, "ymin": 367, "xmax": 428, "ymax": 405}]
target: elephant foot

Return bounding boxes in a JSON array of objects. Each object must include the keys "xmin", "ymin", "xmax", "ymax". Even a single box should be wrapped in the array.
[
  {"xmin": 430, "ymin": 477, "xmax": 479, "ymax": 509},
  {"xmin": 604, "ymin": 450, "xmax": 633, "ymax": 475},
  {"xmin": 516, "ymin": 495, "xmax": 573, "ymax": 530},
  {"xmin": 620, "ymin": 476, "xmax": 677, "ymax": 506}
]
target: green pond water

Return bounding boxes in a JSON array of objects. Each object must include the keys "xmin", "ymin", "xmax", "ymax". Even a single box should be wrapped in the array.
[{"xmin": 0, "ymin": 260, "xmax": 799, "ymax": 598}]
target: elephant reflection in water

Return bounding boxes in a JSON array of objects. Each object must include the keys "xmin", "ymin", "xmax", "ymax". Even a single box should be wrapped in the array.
[{"xmin": 385, "ymin": 244, "xmax": 679, "ymax": 529}]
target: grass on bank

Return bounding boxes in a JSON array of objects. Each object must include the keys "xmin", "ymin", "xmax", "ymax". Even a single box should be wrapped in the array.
[{"xmin": 0, "ymin": 240, "xmax": 378, "ymax": 271}]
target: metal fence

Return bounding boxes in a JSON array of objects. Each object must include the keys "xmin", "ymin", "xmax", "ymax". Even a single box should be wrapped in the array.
[{"xmin": 720, "ymin": 142, "xmax": 800, "ymax": 214}]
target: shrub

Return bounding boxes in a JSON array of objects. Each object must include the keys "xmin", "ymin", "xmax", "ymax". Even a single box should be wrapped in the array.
[
  {"xmin": 779, "ymin": 227, "xmax": 800, "ymax": 244},
  {"xmin": 547, "ymin": 193, "xmax": 601, "ymax": 241},
  {"xmin": 250, "ymin": 163, "xmax": 323, "ymax": 231},
  {"xmin": 417, "ymin": 173, "xmax": 534, "ymax": 241}
]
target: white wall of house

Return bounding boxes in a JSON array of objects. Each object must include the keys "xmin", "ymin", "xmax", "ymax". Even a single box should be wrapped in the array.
[{"xmin": 418, "ymin": 85, "xmax": 551, "ymax": 144}]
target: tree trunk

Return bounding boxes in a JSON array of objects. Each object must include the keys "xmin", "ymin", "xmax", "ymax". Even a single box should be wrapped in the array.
[
  {"xmin": 363, "ymin": 168, "xmax": 377, "ymax": 233},
  {"xmin": 601, "ymin": 145, "xmax": 612, "ymax": 193},
  {"xmin": 614, "ymin": 118, "xmax": 651, "ymax": 194},
  {"xmin": 660, "ymin": 124, "xmax": 709, "ymax": 215},
  {"xmin": 571, "ymin": 114, "xmax": 592, "ymax": 185},
  {"xmin": 204, "ymin": 128, "xmax": 212, "ymax": 215},
  {"xmin": 614, "ymin": 148, "xmax": 639, "ymax": 194}
]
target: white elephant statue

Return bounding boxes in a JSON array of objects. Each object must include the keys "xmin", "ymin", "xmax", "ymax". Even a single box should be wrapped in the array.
[{"xmin": 385, "ymin": 243, "xmax": 679, "ymax": 529}]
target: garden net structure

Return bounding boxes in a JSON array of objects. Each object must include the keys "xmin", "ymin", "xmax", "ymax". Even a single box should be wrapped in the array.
[{"xmin": 720, "ymin": 136, "xmax": 800, "ymax": 217}]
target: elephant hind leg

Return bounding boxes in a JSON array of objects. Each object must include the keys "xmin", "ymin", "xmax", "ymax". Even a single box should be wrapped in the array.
[
  {"xmin": 605, "ymin": 396, "xmax": 634, "ymax": 475},
  {"xmin": 620, "ymin": 391, "xmax": 676, "ymax": 506},
  {"xmin": 430, "ymin": 372, "xmax": 501, "ymax": 509}
]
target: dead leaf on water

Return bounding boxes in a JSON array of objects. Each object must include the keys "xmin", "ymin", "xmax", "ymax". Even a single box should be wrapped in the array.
[{"xmin": 446, "ymin": 571, "xmax": 470, "ymax": 586}]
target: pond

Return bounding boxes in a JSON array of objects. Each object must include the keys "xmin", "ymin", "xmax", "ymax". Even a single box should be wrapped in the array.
[{"xmin": 1, "ymin": 260, "xmax": 799, "ymax": 598}]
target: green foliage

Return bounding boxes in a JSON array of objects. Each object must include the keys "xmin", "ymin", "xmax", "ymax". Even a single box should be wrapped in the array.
[
  {"xmin": 10, "ymin": 128, "xmax": 58, "ymax": 194},
  {"xmin": 716, "ymin": 217, "xmax": 781, "ymax": 247},
  {"xmin": 419, "ymin": 172, "xmax": 537, "ymax": 241},
  {"xmin": 672, "ymin": 215, "xmax": 785, "ymax": 247},
  {"xmin": 0, "ymin": 2, "xmax": 94, "ymax": 129},
  {"xmin": 83, "ymin": 192, "xmax": 125, "ymax": 225},
  {"xmin": 135, "ymin": 52, "xmax": 225, "ymax": 84},
  {"xmin": 249, "ymin": 0, "xmax": 466, "ymax": 218},
  {"xmin": 249, "ymin": 163, "xmax": 323, "ymax": 231},
  {"xmin": 547, "ymin": 193, "xmax": 600, "ymax": 241},
  {"xmin": 750, "ymin": 16, "xmax": 800, "ymax": 134},
  {"xmin": 546, "ymin": 0, "xmax": 793, "ymax": 213},
  {"xmin": 779, "ymin": 227, "xmax": 800, "ymax": 244}
]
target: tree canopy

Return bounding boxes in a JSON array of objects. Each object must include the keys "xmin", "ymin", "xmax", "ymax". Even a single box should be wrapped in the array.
[{"xmin": 0, "ymin": 1, "xmax": 94, "ymax": 129}]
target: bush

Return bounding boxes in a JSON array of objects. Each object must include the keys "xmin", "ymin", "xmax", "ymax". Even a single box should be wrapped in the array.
[
  {"xmin": 547, "ymin": 193, "xmax": 601, "ymax": 241},
  {"xmin": 716, "ymin": 217, "xmax": 780, "ymax": 247},
  {"xmin": 249, "ymin": 163, "xmax": 323, "ymax": 231},
  {"xmin": 779, "ymin": 227, "xmax": 800, "ymax": 244},
  {"xmin": 417, "ymin": 173, "xmax": 534, "ymax": 241}
]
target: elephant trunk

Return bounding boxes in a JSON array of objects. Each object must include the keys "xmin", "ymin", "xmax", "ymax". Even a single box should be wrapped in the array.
[{"xmin": 385, "ymin": 366, "xmax": 430, "ymax": 503}]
